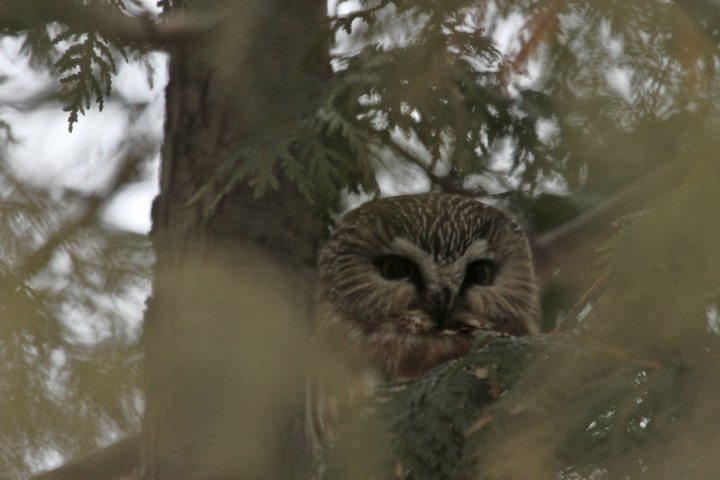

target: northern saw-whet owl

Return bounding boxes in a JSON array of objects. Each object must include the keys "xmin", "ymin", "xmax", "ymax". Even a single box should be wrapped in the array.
[{"xmin": 307, "ymin": 193, "xmax": 540, "ymax": 452}]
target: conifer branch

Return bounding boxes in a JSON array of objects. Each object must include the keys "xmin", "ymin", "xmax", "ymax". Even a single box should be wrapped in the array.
[{"xmin": 379, "ymin": 131, "xmax": 481, "ymax": 196}]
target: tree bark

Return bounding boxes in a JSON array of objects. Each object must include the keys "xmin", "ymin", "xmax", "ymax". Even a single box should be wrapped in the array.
[{"xmin": 142, "ymin": 1, "xmax": 327, "ymax": 479}]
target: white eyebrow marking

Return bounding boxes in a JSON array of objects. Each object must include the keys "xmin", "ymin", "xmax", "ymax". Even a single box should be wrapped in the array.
[
  {"xmin": 389, "ymin": 237, "xmax": 494, "ymax": 266},
  {"xmin": 390, "ymin": 237, "xmax": 433, "ymax": 264},
  {"xmin": 462, "ymin": 238, "xmax": 494, "ymax": 261},
  {"xmin": 387, "ymin": 237, "xmax": 497, "ymax": 289},
  {"xmin": 388, "ymin": 237, "xmax": 439, "ymax": 281}
]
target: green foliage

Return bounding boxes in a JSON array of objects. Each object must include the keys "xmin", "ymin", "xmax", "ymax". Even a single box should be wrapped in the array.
[
  {"xmin": 321, "ymin": 116, "xmax": 720, "ymax": 479},
  {"xmin": 53, "ymin": 29, "xmax": 123, "ymax": 132},
  {"xmin": 193, "ymin": 108, "xmax": 380, "ymax": 223},
  {"xmin": 310, "ymin": 2, "xmax": 720, "ymax": 469},
  {"xmin": 318, "ymin": 0, "xmax": 720, "ymax": 212},
  {"xmin": 327, "ymin": 1, "xmax": 563, "ymax": 198},
  {"xmin": 0, "ymin": 238, "xmax": 149, "ymax": 478},
  {"xmin": 204, "ymin": 0, "xmax": 566, "ymax": 219},
  {"xmin": 0, "ymin": 162, "xmax": 150, "ymax": 477},
  {"xmin": 7, "ymin": 1, "xmax": 153, "ymax": 132},
  {"xmin": 323, "ymin": 333, "xmax": 565, "ymax": 480},
  {"xmin": 19, "ymin": 28, "xmax": 56, "ymax": 69},
  {"xmin": 328, "ymin": 293, "xmax": 720, "ymax": 479},
  {"xmin": 204, "ymin": 0, "xmax": 720, "ymax": 220},
  {"xmin": 4, "ymin": 0, "xmax": 720, "ymax": 478}
]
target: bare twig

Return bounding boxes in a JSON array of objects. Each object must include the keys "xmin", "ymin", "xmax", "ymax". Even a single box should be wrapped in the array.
[
  {"xmin": 16, "ymin": 147, "xmax": 146, "ymax": 280},
  {"xmin": 380, "ymin": 131, "xmax": 485, "ymax": 196}
]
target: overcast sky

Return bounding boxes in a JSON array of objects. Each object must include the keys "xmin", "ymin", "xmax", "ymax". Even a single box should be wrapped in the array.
[{"xmin": 0, "ymin": 0, "xmax": 564, "ymax": 239}]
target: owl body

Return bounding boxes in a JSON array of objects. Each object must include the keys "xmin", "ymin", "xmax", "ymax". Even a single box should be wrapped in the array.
[{"xmin": 308, "ymin": 193, "xmax": 539, "ymax": 451}]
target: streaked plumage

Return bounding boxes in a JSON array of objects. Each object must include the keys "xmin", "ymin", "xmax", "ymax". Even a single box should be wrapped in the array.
[{"xmin": 307, "ymin": 193, "xmax": 539, "ymax": 453}]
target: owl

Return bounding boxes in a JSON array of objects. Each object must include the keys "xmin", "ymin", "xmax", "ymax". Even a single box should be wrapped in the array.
[{"xmin": 307, "ymin": 193, "xmax": 540, "ymax": 454}]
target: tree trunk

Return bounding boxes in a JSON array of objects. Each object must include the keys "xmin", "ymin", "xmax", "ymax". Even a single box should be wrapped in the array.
[{"xmin": 142, "ymin": 1, "xmax": 327, "ymax": 479}]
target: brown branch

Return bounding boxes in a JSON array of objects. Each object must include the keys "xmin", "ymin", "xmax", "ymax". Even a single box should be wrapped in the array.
[
  {"xmin": 0, "ymin": 0, "xmax": 212, "ymax": 49},
  {"xmin": 532, "ymin": 158, "xmax": 687, "ymax": 284},
  {"xmin": 590, "ymin": 339, "xmax": 663, "ymax": 370},
  {"xmin": 553, "ymin": 272, "xmax": 611, "ymax": 333}
]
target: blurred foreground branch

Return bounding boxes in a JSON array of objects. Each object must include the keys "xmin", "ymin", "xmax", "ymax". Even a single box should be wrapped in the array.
[
  {"xmin": 29, "ymin": 157, "xmax": 689, "ymax": 480},
  {"xmin": 533, "ymin": 158, "xmax": 687, "ymax": 284},
  {"xmin": 0, "ymin": 0, "xmax": 211, "ymax": 48},
  {"xmin": 33, "ymin": 436, "xmax": 139, "ymax": 480}
]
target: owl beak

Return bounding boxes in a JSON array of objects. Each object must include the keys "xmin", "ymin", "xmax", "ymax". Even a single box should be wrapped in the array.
[{"xmin": 427, "ymin": 287, "xmax": 454, "ymax": 328}]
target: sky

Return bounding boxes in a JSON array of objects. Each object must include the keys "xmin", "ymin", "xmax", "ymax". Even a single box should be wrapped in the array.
[
  {"xmin": 0, "ymin": 16, "xmax": 166, "ymax": 474},
  {"xmin": 0, "ymin": 39, "xmax": 167, "ymax": 234},
  {"xmin": 0, "ymin": 1, "xmax": 578, "ymax": 238},
  {"xmin": 1, "ymin": 0, "xmax": 165, "ymax": 235}
]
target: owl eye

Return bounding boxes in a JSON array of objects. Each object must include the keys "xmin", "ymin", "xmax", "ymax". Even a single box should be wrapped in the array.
[
  {"xmin": 376, "ymin": 255, "xmax": 419, "ymax": 281},
  {"xmin": 464, "ymin": 259, "xmax": 495, "ymax": 286}
]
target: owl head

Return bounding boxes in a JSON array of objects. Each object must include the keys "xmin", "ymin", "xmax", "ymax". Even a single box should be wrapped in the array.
[{"xmin": 315, "ymin": 193, "xmax": 540, "ymax": 380}]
